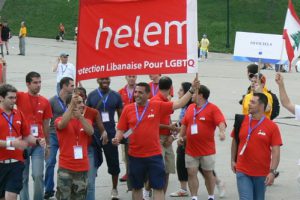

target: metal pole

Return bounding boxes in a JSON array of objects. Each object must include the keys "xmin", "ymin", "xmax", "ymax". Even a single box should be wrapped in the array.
[{"xmin": 226, "ymin": 0, "xmax": 230, "ymax": 48}]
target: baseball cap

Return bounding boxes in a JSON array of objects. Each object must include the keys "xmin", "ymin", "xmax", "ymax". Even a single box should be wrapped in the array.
[{"xmin": 60, "ymin": 53, "xmax": 69, "ymax": 57}]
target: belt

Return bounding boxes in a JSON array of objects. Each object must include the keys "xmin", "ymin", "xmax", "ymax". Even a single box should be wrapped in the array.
[{"xmin": 0, "ymin": 159, "xmax": 19, "ymax": 164}]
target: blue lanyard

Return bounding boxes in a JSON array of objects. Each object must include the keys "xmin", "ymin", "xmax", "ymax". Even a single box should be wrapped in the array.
[
  {"xmin": 2, "ymin": 112, "xmax": 14, "ymax": 134},
  {"xmin": 246, "ymin": 115, "xmax": 265, "ymax": 141},
  {"xmin": 151, "ymin": 83, "xmax": 159, "ymax": 96},
  {"xmin": 134, "ymin": 101, "xmax": 149, "ymax": 129},
  {"xmin": 97, "ymin": 89, "xmax": 109, "ymax": 111},
  {"xmin": 126, "ymin": 86, "xmax": 134, "ymax": 103},
  {"xmin": 56, "ymin": 96, "xmax": 67, "ymax": 112},
  {"xmin": 193, "ymin": 101, "xmax": 208, "ymax": 123}
]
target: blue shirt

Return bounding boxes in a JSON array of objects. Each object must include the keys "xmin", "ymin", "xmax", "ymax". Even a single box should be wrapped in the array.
[{"xmin": 86, "ymin": 88, "xmax": 123, "ymax": 137}]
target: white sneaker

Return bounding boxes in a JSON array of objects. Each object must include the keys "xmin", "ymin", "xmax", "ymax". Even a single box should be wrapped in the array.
[
  {"xmin": 111, "ymin": 189, "xmax": 119, "ymax": 200},
  {"xmin": 143, "ymin": 188, "xmax": 151, "ymax": 200},
  {"xmin": 216, "ymin": 180, "xmax": 226, "ymax": 198},
  {"xmin": 169, "ymin": 189, "xmax": 189, "ymax": 197}
]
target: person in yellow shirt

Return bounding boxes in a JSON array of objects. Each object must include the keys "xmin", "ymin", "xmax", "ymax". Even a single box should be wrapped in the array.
[
  {"xmin": 199, "ymin": 34, "xmax": 209, "ymax": 60},
  {"xmin": 18, "ymin": 21, "xmax": 27, "ymax": 56},
  {"xmin": 242, "ymin": 73, "xmax": 273, "ymax": 119}
]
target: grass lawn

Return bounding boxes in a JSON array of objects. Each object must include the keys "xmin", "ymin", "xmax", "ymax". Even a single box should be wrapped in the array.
[{"xmin": 1, "ymin": 0, "xmax": 300, "ymax": 53}]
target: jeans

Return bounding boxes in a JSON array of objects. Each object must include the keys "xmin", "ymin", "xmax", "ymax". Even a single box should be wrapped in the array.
[
  {"xmin": 44, "ymin": 132, "xmax": 59, "ymax": 195},
  {"xmin": 86, "ymin": 146, "xmax": 98, "ymax": 200},
  {"xmin": 19, "ymin": 37, "xmax": 25, "ymax": 55},
  {"xmin": 236, "ymin": 172, "xmax": 266, "ymax": 200},
  {"xmin": 20, "ymin": 145, "xmax": 45, "ymax": 200}
]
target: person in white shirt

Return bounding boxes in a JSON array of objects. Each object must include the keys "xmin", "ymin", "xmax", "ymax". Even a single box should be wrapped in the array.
[{"xmin": 52, "ymin": 53, "xmax": 76, "ymax": 94}]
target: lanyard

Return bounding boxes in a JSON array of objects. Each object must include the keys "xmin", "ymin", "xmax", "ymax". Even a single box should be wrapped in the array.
[
  {"xmin": 55, "ymin": 95, "xmax": 67, "ymax": 112},
  {"xmin": 246, "ymin": 115, "xmax": 265, "ymax": 141},
  {"xmin": 97, "ymin": 89, "xmax": 109, "ymax": 111},
  {"xmin": 151, "ymin": 83, "xmax": 159, "ymax": 96},
  {"xmin": 61, "ymin": 64, "xmax": 68, "ymax": 75},
  {"xmin": 193, "ymin": 101, "xmax": 208, "ymax": 123},
  {"xmin": 134, "ymin": 101, "xmax": 149, "ymax": 129},
  {"xmin": 126, "ymin": 85, "xmax": 135, "ymax": 103},
  {"xmin": 2, "ymin": 112, "xmax": 14, "ymax": 135}
]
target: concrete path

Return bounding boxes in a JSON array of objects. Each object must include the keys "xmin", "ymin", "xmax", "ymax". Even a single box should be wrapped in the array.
[{"xmin": 4, "ymin": 36, "xmax": 300, "ymax": 199}]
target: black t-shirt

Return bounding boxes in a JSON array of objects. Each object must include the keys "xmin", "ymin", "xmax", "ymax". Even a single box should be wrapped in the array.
[{"xmin": 1, "ymin": 26, "xmax": 10, "ymax": 40}]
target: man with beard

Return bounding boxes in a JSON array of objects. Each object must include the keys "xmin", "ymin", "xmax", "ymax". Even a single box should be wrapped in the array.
[
  {"xmin": 15, "ymin": 72, "xmax": 53, "ymax": 200},
  {"xmin": 87, "ymin": 77, "xmax": 123, "ymax": 199},
  {"xmin": 0, "ymin": 84, "xmax": 46, "ymax": 200},
  {"xmin": 44, "ymin": 77, "xmax": 74, "ymax": 199}
]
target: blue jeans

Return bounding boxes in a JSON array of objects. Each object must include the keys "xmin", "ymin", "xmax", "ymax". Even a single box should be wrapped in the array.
[
  {"xmin": 20, "ymin": 145, "xmax": 45, "ymax": 200},
  {"xmin": 236, "ymin": 172, "xmax": 266, "ymax": 200},
  {"xmin": 86, "ymin": 146, "xmax": 97, "ymax": 200},
  {"xmin": 44, "ymin": 132, "xmax": 59, "ymax": 195}
]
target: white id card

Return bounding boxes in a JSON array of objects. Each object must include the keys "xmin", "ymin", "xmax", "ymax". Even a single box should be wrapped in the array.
[
  {"xmin": 124, "ymin": 129, "xmax": 133, "ymax": 139},
  {"xmin": 239, "ymin": 143, "xmax": 247, "ymax": 155},
  {"xmin": 30, "ymin": 124, "xmax": 39, "ymax": 137},
  {"xmin": 6, "ymin": 136, "xmax": 16, "ymax": 150},
  {"xmin": 102, "ymin": 112, "xmax": 109, "ymax": 122},
  {"xmin": 73, "ymin": 146, "xmax": 83, "ymax": 159},
  {"xmin": 191, "ymin": 124, "xmax": 198, "ymax": 135}
]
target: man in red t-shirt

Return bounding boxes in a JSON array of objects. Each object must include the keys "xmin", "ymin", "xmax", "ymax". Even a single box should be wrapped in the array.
[
  {"xmin": 55, "ymin": 94, "xmax": 94, "ymax": 200},
  {"xmin": 118, "ymin": 75, "xmax": 137, "ymax": 185},
  {"xmin": 0, "ymin": 84, "xmax": 46, "ymax": 200},
  {"xmin": 231, "ymin": 93, "xmax": 282, "ymax": 200},
  {"xmin": 150, "ymin": 76, "xmax": 180, "ymax": 194},
  {"xmin": 148, "ymin": 74, "xmax": 174, "ymax": 99},
  {"xmin": 179, "ymin": 85, "xmax": 226, "ymax": 200},
  {"xmin": 15, "ymin": 72, "xmax": 53, "ymax": 200},
  {"xmin": 113, "ymin": 78, "xmax": 199, "ymax": 200}
]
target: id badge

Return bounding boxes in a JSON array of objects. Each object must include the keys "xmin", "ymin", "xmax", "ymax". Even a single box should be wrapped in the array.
[
  {"xmin": 191, "ymin": 124, "xmax": 198, "ymax": 135},
  {"xmin": 124, "ymin": 129, "xmax": 133, "ymax": 139},
  {"xmin": 30, "ymin": 124, "xmax": 39, "ymax": 137},
  {"xmin": 239, "ymin": 143, "xmax": 247, "ymax": 155},
  {"xmin": 101, "ymin": 112, "xmax": 109, "ymax": 122},
  {"xmin": 73, "ymin": 145, "xmax": 83, "ymax": 159},
  {"xmin": 6, "ymin": 136, "xmax": 16, "ymax": 150}
]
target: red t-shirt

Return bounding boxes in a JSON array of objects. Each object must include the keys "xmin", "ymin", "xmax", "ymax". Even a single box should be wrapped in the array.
[
  {"xmin": 118, "ymin": 85, "xmax": 135, "ymax": 107},
  {"xmin": 84, "ymin": 106, "xmax": 98, "ymax": 145},
  {"xmin": 0, "ymin": 108, "xmax": 30, "ymax": 161},
  {"xmin": 182, "ymin": 103, "xmax": 226, "ymax": 157},
  {"xmin": 151, "ymin": 91, "xmax": 173, "ymax": 136},
  {"xmin": 55, "ymin": 117, "xmax": 91, "ymax": 172},
  {"xmin": 230, "ymin": 115, "xmax": 282, "ymax": 176},
  {"xmin": 148, "ymin": 82, "xmax": 174, "ymax": 99},
  {"xmin": 16, "ymin": 92, "xmax": 53, "ymax": 138},
  {"xmin": 117, "ymin": 101, "xmax": 173, "ymax": 158}
]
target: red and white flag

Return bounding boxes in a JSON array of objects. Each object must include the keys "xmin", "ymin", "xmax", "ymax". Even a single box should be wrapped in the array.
[
  {"xmin": 76, "ymin": 0, "xmax": 198, "ymax": 82},
  {"xmin": 283, "ymin": 0, "xmax": 300, "ymax": 69}
]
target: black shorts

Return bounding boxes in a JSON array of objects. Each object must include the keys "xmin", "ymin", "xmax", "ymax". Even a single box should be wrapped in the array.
[{"xmin": 0, "ymin": 161, "xmax": 25, "ymax": 198}]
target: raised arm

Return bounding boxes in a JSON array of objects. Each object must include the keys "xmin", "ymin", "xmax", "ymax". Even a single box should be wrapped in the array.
[{"xmin": 275, "ymin": 73, "xmax": 295, "ymax": 114}]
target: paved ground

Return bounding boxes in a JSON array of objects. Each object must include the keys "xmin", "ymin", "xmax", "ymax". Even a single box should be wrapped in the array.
[{"xmin": 4, "ymin": 36, "xmax": 300, "ymax": 199}]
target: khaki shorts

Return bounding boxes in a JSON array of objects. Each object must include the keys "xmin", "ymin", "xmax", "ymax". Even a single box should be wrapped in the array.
[
  {"xmin": 185, "ymin": 154, "xmax": 215, "ymax": 171},
  {"xmin": 160, "ymin": 135, "xmax": 175, "ymax": 174}
]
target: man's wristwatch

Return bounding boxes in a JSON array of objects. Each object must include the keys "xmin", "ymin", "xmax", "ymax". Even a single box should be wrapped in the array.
[
  {"xmin": 188, "ymin": 87, "xmax": 195, "ymax": 94},
  {"xmin": 270, "ymin": 169, "xmax": 277, "ymax": 176}
]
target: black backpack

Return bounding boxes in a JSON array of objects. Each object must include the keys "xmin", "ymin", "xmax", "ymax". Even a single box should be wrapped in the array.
[{"xmin": 268, "ymin": 90, "xmax": 280, "ymax": 120}]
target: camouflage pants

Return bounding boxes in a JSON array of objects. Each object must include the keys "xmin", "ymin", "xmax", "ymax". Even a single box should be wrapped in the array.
[{"xmin": 56, "ymin": 168, "xmax": 88, "ymax": 200}]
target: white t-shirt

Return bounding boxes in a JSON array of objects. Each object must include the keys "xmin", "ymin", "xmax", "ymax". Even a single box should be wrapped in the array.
[
  {"xmin": 56, "ymin": 62, "xmax": 75, "ymax": 83},
  {"xmin": 295, "ymin": 104, "xmax": 300, "ymax": 121}
]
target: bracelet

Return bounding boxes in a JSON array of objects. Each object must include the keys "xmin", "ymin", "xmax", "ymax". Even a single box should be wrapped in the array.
[
  {"xmin": 188, "ymin": 87, "xmax": 195, "ymax": 94},
  {"xmin": 6, "ymin": 140, "xmax": 11, "ymax": 147}
]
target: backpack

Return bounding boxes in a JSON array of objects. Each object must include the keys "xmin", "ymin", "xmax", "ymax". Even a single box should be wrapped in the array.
[{"xmin": 268, "ymin": 90, "xmax": 280, "ymax": 120}]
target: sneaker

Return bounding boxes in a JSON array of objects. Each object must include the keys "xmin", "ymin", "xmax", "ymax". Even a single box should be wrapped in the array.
[
  {"xmin": 170, "ymin": 189, "xmax": 189, "ymax": 197},
  {"xmin": 143, "ymin": 188, "xmax": 150, "ymax": 200},
  {"xmin": 216, "ymin": 180, "xmax": 226, "ymax": 198},
  {"xmin": 44, "ymin": 192, "xmax": 54, "ymax": 199},
  {"xmin": 119, "ymin": 174, "xmax": 128, "ymax": 182},
  {"xmin": 111, "ymin": 189, "xmax": 119, "ymax": 200}
]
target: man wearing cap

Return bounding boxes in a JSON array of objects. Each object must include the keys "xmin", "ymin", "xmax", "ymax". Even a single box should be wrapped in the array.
[
  {"xmin": 242, "ymin": 73, "xmax": 273, "ymax": 119},
  {"xmin": 52, "ymin": 53, "xmax": 76, "ymax": 94}
]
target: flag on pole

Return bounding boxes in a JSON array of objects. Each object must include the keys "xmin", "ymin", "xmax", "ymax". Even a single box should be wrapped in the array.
[{"xmin": 283, "ymin": 0, "xmax": 300, "ymax": 70}]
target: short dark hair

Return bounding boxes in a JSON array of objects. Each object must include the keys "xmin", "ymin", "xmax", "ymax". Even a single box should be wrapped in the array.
[
  {"xmin": 198, "ymin": 85, "xmax": 210, "ymax": 100},
  {"xmin": 247, "ymin": 64, "xmax": 258, "ymax": 74},
  {"xmin": 253, "ymin": 93, "xmax": 268, "ymax": 110},
  {"xmin": 136, "ymin": 82, "xmax": 150, "ymax": 94},
  {"xmin": 159, "ymin": 76, "xmax": 172, "ymax": 90},
  {"xmin": 26, "ymin": 71, "xmax": 41, "ymax": 83},
  {"xmin": 0, "ymin": 84, "xmax": 17, "ymax": 98},
  {"xmin": 59, "ymin": 77, "xmax": 73, "ymax": 90},
  {"xmin": 74, "ymin": 87, "xmax": 87, "ymax": 99},
  {"xmin": 65, "ymin": 94, "xmax": 73, "ymax": 106},
  {"xmin": 181, "ymin": 82, "xmax": 192, "ymax": 107}
]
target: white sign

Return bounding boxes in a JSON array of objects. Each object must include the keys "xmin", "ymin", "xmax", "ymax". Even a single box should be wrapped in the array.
[{"xmin": 233, "ymin": 32, "xmax": 288, "ymax": 64}]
